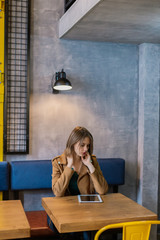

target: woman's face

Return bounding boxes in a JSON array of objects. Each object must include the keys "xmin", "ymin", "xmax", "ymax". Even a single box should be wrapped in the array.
[{"xmin": 74, "ymin": 137, "xmax": 90, "ymax": 157}]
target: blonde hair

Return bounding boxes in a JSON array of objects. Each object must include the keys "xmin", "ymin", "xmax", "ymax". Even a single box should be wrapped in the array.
[{"xmin": 65, "ymin": 126, "xmax": 93, "ymax": 156}]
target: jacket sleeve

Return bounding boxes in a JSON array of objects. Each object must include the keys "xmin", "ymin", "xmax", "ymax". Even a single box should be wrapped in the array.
[
  {"xmin": 52, "ymin": 158, "xmax": 74, "ymax": 197},
  {"xmin": 90, "ymin": 156, "xmax": 108, "ymax": 195}
]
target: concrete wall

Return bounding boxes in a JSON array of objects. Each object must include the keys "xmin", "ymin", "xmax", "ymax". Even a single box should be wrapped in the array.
[
  {"xmin": 6, "ymin": 0, "xmax": 139, "ymax": 210},
  {"xmin": 138, "ymin": 44, "xmax": 160, "ymax": 215}
]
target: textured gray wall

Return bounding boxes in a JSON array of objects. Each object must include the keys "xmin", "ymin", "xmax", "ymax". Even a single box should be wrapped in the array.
[
  {"xmin": 6, "ymin": 0, "xmax": 139, "ymax": 210},
  {"xmin": 138, "ymin": 44, "xmax": 160, "ymax": 214}
]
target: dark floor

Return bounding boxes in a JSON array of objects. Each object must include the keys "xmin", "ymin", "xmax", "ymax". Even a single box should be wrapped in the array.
[
  {"xmin": 19, "ymin": 231, "xmax": 123, "ymax": 240},
  {"xmin": 21, "ymin": 232, "xmax": 159, "ymax": 240},
  {"xmin": 20, "ymin": 232, "xmax": 84, "ymax": 240},
  {"xmin": 20, "ymin": 234, "xmax": 82, "ymax": 240}
]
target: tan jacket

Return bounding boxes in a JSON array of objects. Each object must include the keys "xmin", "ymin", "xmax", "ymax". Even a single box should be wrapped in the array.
[{"xmin": 52, "ymin": 153, "xmax": 108, "ymax": 197}]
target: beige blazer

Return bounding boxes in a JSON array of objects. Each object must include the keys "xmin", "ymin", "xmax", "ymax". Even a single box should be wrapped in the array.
[{"xmin": 52, "ymin": 153, "xmax": 108, "ymax": 197}]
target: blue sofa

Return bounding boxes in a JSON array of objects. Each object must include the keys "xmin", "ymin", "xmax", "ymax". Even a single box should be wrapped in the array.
[{"xmin": 10, "ymin": 158, "xmax": 125, "ymax": 193}]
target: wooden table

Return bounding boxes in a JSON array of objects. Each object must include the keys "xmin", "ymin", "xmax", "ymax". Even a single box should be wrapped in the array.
[
  {"xmin": 42, "ymin": 193, "xmax": 157, "ymax": 233},
  {"xmin": 0, "ymin": 200, "xmax": 30, "ymax": 239}
]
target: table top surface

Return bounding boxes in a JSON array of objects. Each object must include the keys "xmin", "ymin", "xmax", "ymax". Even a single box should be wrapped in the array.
[
  {"xmin": 0, "ymin": 200, "xmax": 30, "ymax": 240},
  {"xmin": 42, "ymin": 193, "xmax": 157, "ymax": 233}
]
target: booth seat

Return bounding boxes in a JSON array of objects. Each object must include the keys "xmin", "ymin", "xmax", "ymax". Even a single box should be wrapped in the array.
[
  {"xmin": 0, "ymin": 161, "xmax": 9, "ymax": 191},
  {"xmin": 10, "ymin": 158, "xmax": 125, "ymax": 192},
  {"xmin": 10, "ymin": 158, "xmax": 125, "ymax": 237}
]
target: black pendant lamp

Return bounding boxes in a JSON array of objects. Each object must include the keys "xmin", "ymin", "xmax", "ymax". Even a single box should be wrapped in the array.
[{"xmin": 53, "ymin": 69, "xmax": 72, "ymax": 91}]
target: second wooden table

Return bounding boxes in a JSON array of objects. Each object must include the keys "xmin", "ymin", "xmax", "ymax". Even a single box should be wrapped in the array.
[{"xmin": 0, "ymin": 200, "xmax": 30, "ymax": 240}]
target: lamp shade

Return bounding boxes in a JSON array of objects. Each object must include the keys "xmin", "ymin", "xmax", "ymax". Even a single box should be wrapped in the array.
[{"xmin": 53, "ymin": 70, "xmax": 72, "ymax": 91}]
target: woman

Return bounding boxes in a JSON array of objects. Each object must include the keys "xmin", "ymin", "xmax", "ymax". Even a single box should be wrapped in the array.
[
  {"xmin": 49, "ymin": 126, "xmax": 108, "ymax": 239},
  {"xmin": 52, "ymin": 126, "xmax": 108, "ymax": 197}
]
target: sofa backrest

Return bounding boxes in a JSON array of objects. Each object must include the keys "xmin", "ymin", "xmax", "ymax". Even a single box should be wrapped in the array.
[
  {"xmin": 98, "ymin": 158, "xmax": 125, "ymax": 185},
  {"xmin": 10, "ymin": 160, "xmax": 52, "ymax": 190},
  {"xmin": 10, "ymin": 158, "xmax": 125, "ymax": 190}
]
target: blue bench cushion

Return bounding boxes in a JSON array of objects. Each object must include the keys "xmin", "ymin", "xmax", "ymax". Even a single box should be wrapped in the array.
[
  {"xmin": 11, "ymin": 160, "xmax": 52, "ymax": 190},
  {"xmin": 97, "ymin": 158, "xmax": 125, "ymax": 185},
  {"xmin": 0, "ymin": 161, "xmax": 9, "ymax": 191},
  {"xmin": 10, "ymin": 158, "xmax": 125, "ymax": 190}
]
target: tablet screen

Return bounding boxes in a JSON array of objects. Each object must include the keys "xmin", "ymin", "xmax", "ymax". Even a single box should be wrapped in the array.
[{"xmin": 78, "ymin": 194, "xmax": 103, "ymax": 203}]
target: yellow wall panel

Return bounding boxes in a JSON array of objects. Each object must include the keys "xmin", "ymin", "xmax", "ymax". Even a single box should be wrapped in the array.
[
  {"xmin": 0, "ymin": 0, "xmax": 5, "ymax": 200},
  {"xmin": 0, "ymin": 10, "xmax": 4, "ymax": 44},
  {"xmin": 0, "ymin": 11, "xmax": 4, "ymax": 73},
  {"xmin": 0, "ymin": 73, "xmax": 4, "ymax": 94}
]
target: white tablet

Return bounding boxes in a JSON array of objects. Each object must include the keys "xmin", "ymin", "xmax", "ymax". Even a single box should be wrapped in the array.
[{"xmin": 78, "ymin": 194, "xmax": 103, "ymax": 203}]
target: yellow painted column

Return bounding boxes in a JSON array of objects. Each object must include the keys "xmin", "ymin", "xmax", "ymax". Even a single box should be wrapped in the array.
[{"xmin": 0, "ymin": 0, "xmax": 5, "ymax": 201}]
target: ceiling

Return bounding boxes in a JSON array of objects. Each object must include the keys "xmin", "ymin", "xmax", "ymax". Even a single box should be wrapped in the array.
[{"xmin": 59, "ymin": 0, "xmax": 160, "ymax": 44}]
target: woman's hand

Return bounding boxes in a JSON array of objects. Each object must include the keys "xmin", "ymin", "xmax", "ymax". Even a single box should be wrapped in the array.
[
  {"xmin": 81, "ymin": 152, "xmax": 95, "ymax": 174},
  {"xmin": 81, "ymin": 152, "xmax": 91, "ymax": 166},
  {"xmin": 67, "ymin": 156, "xmax": 73, "ymax": 169}
]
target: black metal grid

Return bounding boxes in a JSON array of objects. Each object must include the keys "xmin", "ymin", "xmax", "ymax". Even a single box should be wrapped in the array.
[{"xmin": 4, "ymin": 0, "xmax": 30, "ymax": 154}]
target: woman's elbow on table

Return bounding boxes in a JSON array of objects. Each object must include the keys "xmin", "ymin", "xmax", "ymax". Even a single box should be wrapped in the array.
[
  {"xmin": 54, "ymin": 192, "xmax": 64, "ymax": 197},
  {"xmin": 52, "ymin": 187, "xmax": 64, "ymax": 197},
  {"xmin": 98, "ymin": 184, "xmax": 108, "ymax": 195}
]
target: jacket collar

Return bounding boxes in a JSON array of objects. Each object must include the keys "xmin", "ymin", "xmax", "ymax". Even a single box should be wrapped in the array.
[
  {"xmin": 79, "ymin": 163, "xmax": 89, "ymax": 179},
  {"xmin": 59, "ymin": 152, "xmax": 67, "ymax": 165}
]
